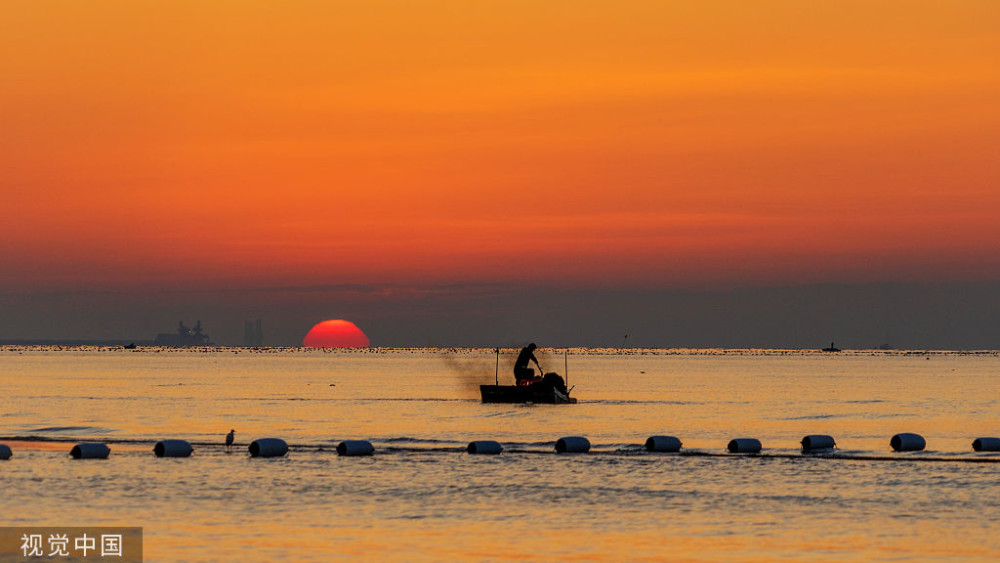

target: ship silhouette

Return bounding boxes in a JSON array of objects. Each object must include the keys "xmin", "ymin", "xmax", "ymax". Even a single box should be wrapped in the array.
[{"xmin": 153, "ymin": 320, "xmax": 214, "ymax": 347}]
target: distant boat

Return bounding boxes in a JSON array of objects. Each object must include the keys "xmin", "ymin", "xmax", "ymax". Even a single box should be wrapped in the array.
[
  {"xmin": 123, "ymin": 342, "xmax": 137, "ymax": 349},
  {"xmin": 822, "ymin": 341, "xmax": 841, "ymax": 352}
]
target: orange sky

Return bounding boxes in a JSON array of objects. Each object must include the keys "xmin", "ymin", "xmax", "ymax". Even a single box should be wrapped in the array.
[{"xmin": 2, "ymin": 1, "xmax": 998, "ymax": 293}]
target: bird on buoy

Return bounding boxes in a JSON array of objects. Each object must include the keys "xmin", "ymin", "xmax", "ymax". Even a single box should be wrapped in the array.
[{"xmin": 226, "ymin": 429, "xmax": 235, "ymax": 452}]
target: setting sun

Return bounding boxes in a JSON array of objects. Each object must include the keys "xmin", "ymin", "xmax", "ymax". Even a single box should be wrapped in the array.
[{"xmin": 301, "ymin": 319, "xmax": 370, "ymax": 348}]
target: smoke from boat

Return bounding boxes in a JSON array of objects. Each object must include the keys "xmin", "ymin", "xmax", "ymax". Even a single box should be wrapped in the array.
[{"xmin": 439, "ymin": 349, "xmax": 502, "ymax": 394}]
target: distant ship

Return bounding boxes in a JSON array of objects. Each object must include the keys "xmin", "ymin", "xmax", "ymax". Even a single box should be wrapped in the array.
[{"xmin": 154, "ymin": 321, "xmax": 214, "ymax": 347}]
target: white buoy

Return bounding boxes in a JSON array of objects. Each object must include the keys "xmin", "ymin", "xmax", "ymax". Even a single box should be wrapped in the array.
[
  {"xmin": 71, "ymin": 443, "xmax": 110, "ymax": 459},
  {"xmin": 248, "ymin": 438, "xmax": 288, "ymax": 458},
  {"xmin": 555, "ymin": 436, "xmax": 590, "ymax": 453},
  {"xmin": 890, "ymin": 433, "xmax": 926, "ymax": 452},
  {"xmin": 645, "ymin": 436, "xmax": 682, "ymax": 452},
  {"xmin": 336, "ymin": 440, "xmax": 374, "ymax": 456},
  {"xmin": 972, "ymin": 437, "xmax": 1000, "ymax": 452},
  {"xmin": 0, "ymin": 444, "xmax": 11, "ymax": 460},
  {"xmin": 467, "ymin": 441, "xmax": 503, "ymax": 455},
  {"xmin": 153, "ymin": 440, "xmax": 193, "ymax": 458},
  {"xmin": 801, "ymin": 435, "xmax": 836, "ymax": 452},
  {"xmin": 727, "ymin": 438, "xmax": 762, "ymax": 453}
]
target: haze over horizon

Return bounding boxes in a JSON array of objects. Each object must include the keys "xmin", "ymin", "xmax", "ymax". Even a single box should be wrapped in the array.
[
  {"xmin": 1, "ymin": 2, "xmax": 997, "ymax": 347},
  {"xmin": 2, "ymin": 281, "xmax": 999, "ymax": 350}
]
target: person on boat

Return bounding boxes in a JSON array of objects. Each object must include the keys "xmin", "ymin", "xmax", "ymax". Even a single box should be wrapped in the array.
[{"xmin": 514, "ymin": 343, "xmax": 543, "ymax": 386}]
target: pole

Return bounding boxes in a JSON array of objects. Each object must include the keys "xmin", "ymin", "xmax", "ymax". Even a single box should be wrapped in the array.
[
  {"xmin": 564, "ymin": 349, "xmax": 568, "ymax": 387},
  {"xmin": 495, "ymin": 348, "xmax": 499, "ymax": 386}
]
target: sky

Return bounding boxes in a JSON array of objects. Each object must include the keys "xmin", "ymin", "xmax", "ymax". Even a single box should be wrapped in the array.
[{"xmin": 1, "ymin": 2, "xmax": 998, "ymax": 346}]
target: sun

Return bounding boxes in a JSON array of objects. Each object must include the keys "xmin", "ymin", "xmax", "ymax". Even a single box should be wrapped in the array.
[{"xmin": 302, "ymin": 319, "xmax": 370, "ymax": 348}]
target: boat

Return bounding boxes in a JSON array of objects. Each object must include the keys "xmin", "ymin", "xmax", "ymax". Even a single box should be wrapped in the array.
[
  {"xmin": 480, "ymin": 371, "xmax": 577, "ymax": 404},
  {"xmin": 479, "ymin": 343, "xmax": 576, "ymax": 405},
  {"xmin": 480, "ymin": 347, "xmax": 577, "ymax": 404},
  {"xmin": 822, "ymin": 341, "xmax": 841, "ymax": 352}
]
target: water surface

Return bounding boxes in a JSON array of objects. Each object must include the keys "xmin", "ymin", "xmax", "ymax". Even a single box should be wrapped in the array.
[{"xmin": 1, "ymin": 347, "xmax": 998, "ymax": 561}]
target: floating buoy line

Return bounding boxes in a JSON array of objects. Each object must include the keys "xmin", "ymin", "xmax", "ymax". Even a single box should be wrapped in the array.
[{"xmin": 1, "ymin": 433, "xmax": 1000, "ymax": 464}]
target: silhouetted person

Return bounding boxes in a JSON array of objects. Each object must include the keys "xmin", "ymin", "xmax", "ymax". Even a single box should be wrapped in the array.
[
  {"xmin": 514, "ymin": 343, "xmax": 542, "ymax": 386},
  {"xmin": 226, "ymin": 429, "xmax": 235, "ymax": 452}
]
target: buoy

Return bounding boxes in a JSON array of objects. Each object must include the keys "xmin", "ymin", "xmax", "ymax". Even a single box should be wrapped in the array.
[
  {"xmin": 248, "ymin": 438, "xmax": 288, "ymax": 458},
  {"xmin": 890, "ymin": 433, "xmax": 926, "ymax": 452},
  {"xmin": 645, "ymin": 436, "xmax": 682, "ymax": 452},
  {"xmin": 467, "ymin": 441, "xmax": 503, "ymax": 455},
  {"xmin": 555, "ymin": 436, "xmax": 590, "ymax": 453},
  {"xmin": 727, "ymin": 438, "xmax": 762, "ymax": 453},
  {"xmin": 70, "ymin": 443, "xmax": 110, "ymax": 459},
  {"xmin": 153, "ymin": 440, "xmax": 193, "ymax": 458},
  {"xmin": 972, "ymin": 437, "xmax": 1000, "ymax": 452},
  {"xmin": 0, "ymin": 444, "xmax": 11, "ymax": 460},
  {"xmin": 801, "ymin": 435, "xmax": 836, "ymax": 452},
  {"xmin": 336, "ymin": 440, "xmax": 374, "ymax": 456}
]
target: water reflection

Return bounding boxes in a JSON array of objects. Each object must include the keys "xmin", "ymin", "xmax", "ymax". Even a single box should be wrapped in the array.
[{"xmin": 1, "ymin": 347, "xmax": 998, "ymax": 561}]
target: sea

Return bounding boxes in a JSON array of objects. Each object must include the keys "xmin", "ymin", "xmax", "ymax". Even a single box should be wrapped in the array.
[{"xmin": 1, "ymin": 346, "xmax": 998, "ymax": 562}]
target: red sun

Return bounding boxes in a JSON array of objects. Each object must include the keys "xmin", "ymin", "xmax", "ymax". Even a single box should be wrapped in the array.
[{"xmin": 302, "ymin": 319, "xmax": 371, "ymax": 348}]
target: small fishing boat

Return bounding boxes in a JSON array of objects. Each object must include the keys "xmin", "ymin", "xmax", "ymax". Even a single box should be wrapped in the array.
[
  {"xmin": 480, "ymin": 348, "xmax": 577, "ymax": 404},
  {"xmin": 480, "ymin": 372, "xmax": 576, "ymax": 404}
]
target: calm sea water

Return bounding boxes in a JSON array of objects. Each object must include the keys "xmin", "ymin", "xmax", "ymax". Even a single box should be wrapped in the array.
[{"xmin": 1, "ymin": 347, "xmax": 998, "ymax": 562}]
